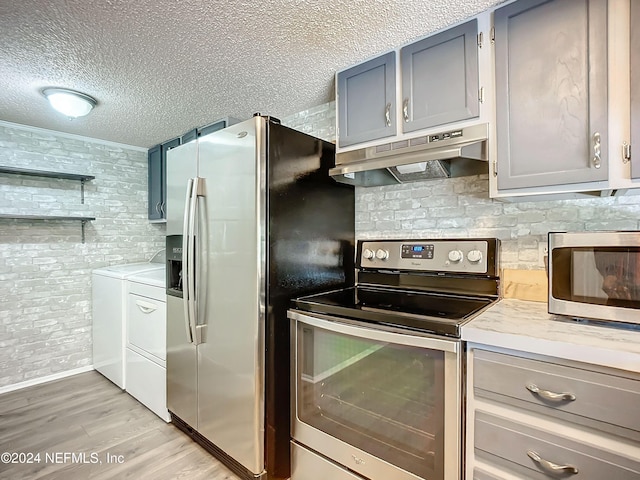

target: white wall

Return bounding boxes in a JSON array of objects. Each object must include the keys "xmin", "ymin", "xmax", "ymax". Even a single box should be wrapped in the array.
[{"xmin": 0, "ymin": 121, "xmax": 165, "ymax": 388}]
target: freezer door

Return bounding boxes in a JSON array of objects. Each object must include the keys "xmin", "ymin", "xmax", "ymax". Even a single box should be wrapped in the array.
[
  {"xmin": 195, "ymin": 117, "xmax": 265, "ymax": 475},
  {"xmin": 166, "ymin": 135, "xmax": 198, "ymax": 427},
  {"xmin": 166, "ymin": 140, "xmax": 197, "ymax": 236},
  {"xmin": 166, "ymin": 294, "xmax": 197, "ymax": 427}
]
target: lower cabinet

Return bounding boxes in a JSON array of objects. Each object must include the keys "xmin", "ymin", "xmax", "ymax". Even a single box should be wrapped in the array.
[{"xmin": 466, "ymin": 346, "xmax": 640, "ymax": 479}]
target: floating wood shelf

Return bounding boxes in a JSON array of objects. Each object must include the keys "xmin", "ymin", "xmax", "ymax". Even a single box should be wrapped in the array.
[
  {"xmin": 0, "ymin": 166, "xmax": 95, "ymax": 203},
  {"xmin": 0, "ymin": 214, "xmax": 96, "ymax": 243}
]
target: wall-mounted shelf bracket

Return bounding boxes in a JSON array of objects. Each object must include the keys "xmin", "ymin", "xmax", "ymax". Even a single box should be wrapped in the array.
[{"xmin": 0, "ymin": 166, "xmax": 95, "ymax": 203}]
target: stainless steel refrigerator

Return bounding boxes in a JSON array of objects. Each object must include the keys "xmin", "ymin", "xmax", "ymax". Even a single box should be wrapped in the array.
[{"xmin": 165, "ymin": 115, "xmax": 355, "ymax": 480}]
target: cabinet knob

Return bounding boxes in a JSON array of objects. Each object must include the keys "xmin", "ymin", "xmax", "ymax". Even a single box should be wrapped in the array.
[{"xmin": 385, "ymin": 103, "xmax": 392, "ymax": 127}]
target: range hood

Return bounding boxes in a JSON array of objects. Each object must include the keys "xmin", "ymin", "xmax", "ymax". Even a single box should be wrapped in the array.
[{"xmin": 330, "ymin": 123, "xmax": 489, "ymax": 186}]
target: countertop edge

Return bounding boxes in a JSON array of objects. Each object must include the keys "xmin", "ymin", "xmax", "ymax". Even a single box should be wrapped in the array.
[{"xmin": 461, "ymin": 299, "xmax": 640, "ymax": 374}]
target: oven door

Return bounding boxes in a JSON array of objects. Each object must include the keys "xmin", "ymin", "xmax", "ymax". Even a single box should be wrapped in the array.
[{"xmin": 288, "ymin": 310, "xmax": 462, "ymax": 480}]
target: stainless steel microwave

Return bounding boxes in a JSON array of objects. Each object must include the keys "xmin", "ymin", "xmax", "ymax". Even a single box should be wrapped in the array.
[{"xmin": 548, "ymin": 232, "xmax": 640, "ymax": 325}]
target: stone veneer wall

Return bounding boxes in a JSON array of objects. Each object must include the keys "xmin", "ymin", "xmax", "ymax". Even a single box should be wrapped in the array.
[
  {"xmin": 282, "ymin": 102, "xmax": 640, "ymax": 270},
  {"xmin": 0, "ymin": 121, "xmax": 165, "ymax": 388}
]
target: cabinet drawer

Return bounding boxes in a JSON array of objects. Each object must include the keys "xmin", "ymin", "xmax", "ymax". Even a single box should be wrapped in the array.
[
  {"xmin": 475, "ymin": 411, "xmax": 640, "ymax": 479},
  {"xmin": 125, "ymin": 348, "xmax": 169, "ymax": 422},
  {"xmin": 127, "ymin": 293, "xmax": 166, "ymax": 361},
  {"xmin": 473, "ymin": 349, "xmax": 640, "ymax": 433}
]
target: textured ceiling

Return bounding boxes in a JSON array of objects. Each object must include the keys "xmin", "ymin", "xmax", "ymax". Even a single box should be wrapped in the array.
[{"xmin": 0, "ymin": 0, "xmax": 502, "ymax": 148}]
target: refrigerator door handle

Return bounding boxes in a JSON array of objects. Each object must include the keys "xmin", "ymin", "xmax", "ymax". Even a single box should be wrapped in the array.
[
  {"xmin": 191, "ymin": 176, "xmax": 205, "ymax": 345},
  {"xmin": 182, "ymin": 177, "xmax": 195, "ymax": 344},
  {"xmin": 186, "ymin": 177, "xmax": 200, "ymax": 345}
]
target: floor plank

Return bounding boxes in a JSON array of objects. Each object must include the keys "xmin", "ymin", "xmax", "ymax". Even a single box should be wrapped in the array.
[{"xmin": 0, "ymin": 371, "xmax": 243, "ymax": 480}]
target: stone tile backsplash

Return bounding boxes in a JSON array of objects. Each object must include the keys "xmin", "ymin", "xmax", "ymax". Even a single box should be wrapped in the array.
[{"xmin": 282, "ymin": 102, "xmax": 640, "ymax": 270}]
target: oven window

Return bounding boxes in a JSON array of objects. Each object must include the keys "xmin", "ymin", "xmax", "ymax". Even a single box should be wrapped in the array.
[
  {"xmin": 296, "ymin": 323, "xmax": 445, "ymax": 479},
  {"xmin": 552, "ymin": 247, "xmax": 640, "ymax": 308}
]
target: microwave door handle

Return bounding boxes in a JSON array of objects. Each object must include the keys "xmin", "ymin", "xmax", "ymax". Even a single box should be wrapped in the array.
[{"xmin": 182, "ymin": 178, "xmax": 194, "ymax": 344}]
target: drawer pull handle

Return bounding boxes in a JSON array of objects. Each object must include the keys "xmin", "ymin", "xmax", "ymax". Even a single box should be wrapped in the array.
[
  {"xmin": 527, "ymin": 450, "xmax": 578, "ymax": 475},
  {"xmin": 136, "ymin": 300, "xmax": 157, "ymax": 314},
  {"xmin": 526, "ymin": 384, "xmax": 576, "ymax": 402}
]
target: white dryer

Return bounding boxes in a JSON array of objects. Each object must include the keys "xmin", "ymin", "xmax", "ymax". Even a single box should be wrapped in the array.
[{"xmin": 92, "ymin": 263, "xmax": 164, "ymax": 389}]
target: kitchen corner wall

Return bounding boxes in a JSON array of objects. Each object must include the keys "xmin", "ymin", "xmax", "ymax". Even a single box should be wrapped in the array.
[
  {"xmin": 282, "ymin": 102, "xmax": 640, "ymax": 270},
  {"xmin": 0, "ymin": 121, "xmax": 165, "ymax": 388}
]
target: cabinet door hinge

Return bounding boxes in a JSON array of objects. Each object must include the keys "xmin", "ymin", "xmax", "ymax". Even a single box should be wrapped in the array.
[
  {"xmin": 477, "ymin": 31, "xmax": 483, "ymax": 48},
  {"xmin": 479, "ymin": 87, "xmax": 485, "ymax": 103},
  {"xmin": 490, "ymin": 26, "xmax": 495, "ymax": 44},
  {"xmin": 623, "ymin": 142, "xmax": 631, "ymax": 164}
]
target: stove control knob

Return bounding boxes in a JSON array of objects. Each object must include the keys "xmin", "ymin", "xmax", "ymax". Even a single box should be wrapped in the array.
[
  {"xmin": 375, "ymin": 249, "xmax": 389, "ymax": 260},
  {"xmin": 362, "ymin": 248, "xmax": 374, "ymax": 260},
  {"xmin": 467, "ymin": 249, "xmax": 483, "ymax": 263},
  {"xmin": 448, "ymin": 250, "xmax": 464, "ymax": 263}
]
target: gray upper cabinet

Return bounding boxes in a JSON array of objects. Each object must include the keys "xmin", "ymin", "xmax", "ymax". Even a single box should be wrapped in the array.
[
  {"xmin": 495, "ymin": 0, "xmax": 608, "ymax": 191},
  {"xmin": 632, "ymin": 0, "xmax": 640, "ymax": 179},
  {"xmin": 337, "ymin": 51, "xmax": 396, "ymax": 148},
  {"xmin": 148, "ymin": 137, "xmax": 180, "ymax": 221},
  {"xmin": 148, "ymin": 144, "xmax": 163, "ymax": 221},
  {"xmin": 400, "ymin": 19, "xmax": 479, "ymax": 133}
]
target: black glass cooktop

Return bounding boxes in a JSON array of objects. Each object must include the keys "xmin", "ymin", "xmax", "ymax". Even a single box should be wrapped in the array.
[{"xmin": 293, "ymin": 286, "xmax": 496, "ymax": 337}]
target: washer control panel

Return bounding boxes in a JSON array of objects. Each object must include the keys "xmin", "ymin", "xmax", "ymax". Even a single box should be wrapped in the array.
[{"xmin": 359, "ymin": 239, "xmax": 491, "ymax": 274}]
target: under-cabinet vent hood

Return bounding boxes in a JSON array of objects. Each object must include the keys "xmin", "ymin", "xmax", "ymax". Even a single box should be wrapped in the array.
[{"xmin": 330, "ymin": 123, "xmax": 489, "ymax": 187}]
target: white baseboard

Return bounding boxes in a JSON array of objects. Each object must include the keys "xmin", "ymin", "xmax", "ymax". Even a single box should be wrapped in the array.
[{"xmin": 0, "ymin": 365, "xmax": 95, "ymax": 395}]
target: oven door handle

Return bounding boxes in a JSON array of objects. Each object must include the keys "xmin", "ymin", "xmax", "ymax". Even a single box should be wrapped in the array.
[{"xmin": 288, "ymin": 310, "xmax": 459, "ymax": 353}]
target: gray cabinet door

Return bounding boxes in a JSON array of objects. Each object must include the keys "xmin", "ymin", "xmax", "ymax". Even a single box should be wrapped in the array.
[
  {"xmin": 632, "ymin": 0, "xmax": 640, "ymax": 179},
  {"xmin": 147, "ymin": 144, "xmax": 163, "ymax": 220},
  {"xmin": 495, "ymin": 0, "xmax": 608, "ymax": 190},
  {"xmin": 337, "ymin": 51, "xmax": 396, "ymax": 147},
  {"xmin": 401, "ymin": 19, "xmax": 479, "ymax": 133},
  {"xmin": 148, "ymin": 137, "xmax": 181, "ymax": 221}
]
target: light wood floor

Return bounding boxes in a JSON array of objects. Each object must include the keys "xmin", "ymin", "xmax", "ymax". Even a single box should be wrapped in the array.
[{"xmin": 0, "ymin": 371, "xmax": 242, "ymax": 479}]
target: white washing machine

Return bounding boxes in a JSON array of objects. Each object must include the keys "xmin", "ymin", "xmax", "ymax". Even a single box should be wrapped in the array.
[
  {"xmin": 125, "ymin": 268, "xmax": 169, "ymax": 421},
  {"xmin": 92, "ymin": 262, "xmax": 164, "ymax": 389}
]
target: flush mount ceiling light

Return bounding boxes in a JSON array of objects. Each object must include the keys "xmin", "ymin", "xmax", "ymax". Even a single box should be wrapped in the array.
[{"xmin": 42, "ymin": 88, "xmax": 97, "ymax": 118}]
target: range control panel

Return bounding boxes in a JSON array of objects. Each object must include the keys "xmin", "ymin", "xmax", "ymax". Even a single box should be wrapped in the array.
[{"xmin": 359, "ymin": 239, "xmax": 494, "ymax": 274}]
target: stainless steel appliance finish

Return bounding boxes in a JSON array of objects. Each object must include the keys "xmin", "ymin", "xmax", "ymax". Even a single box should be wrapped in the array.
[
  {"xmin": 289, "ymin": 238, "xmax": 500, "ymax": 480},
  {"xmin": 548, "ymin": 231, "xmax": 640, "ymax": 326},
  {"xmin": 330, "ymin": 123, "xmax": 489, "ymax": 186},
  {"xmin": 165, "ymin": 116, "xmax": 355, "ymax": 480}
]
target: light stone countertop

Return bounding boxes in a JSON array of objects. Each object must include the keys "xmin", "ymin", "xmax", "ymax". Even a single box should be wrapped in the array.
[{"xmin": 461, "ymin": 298, "xmax": 640, "ymax": 374}]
